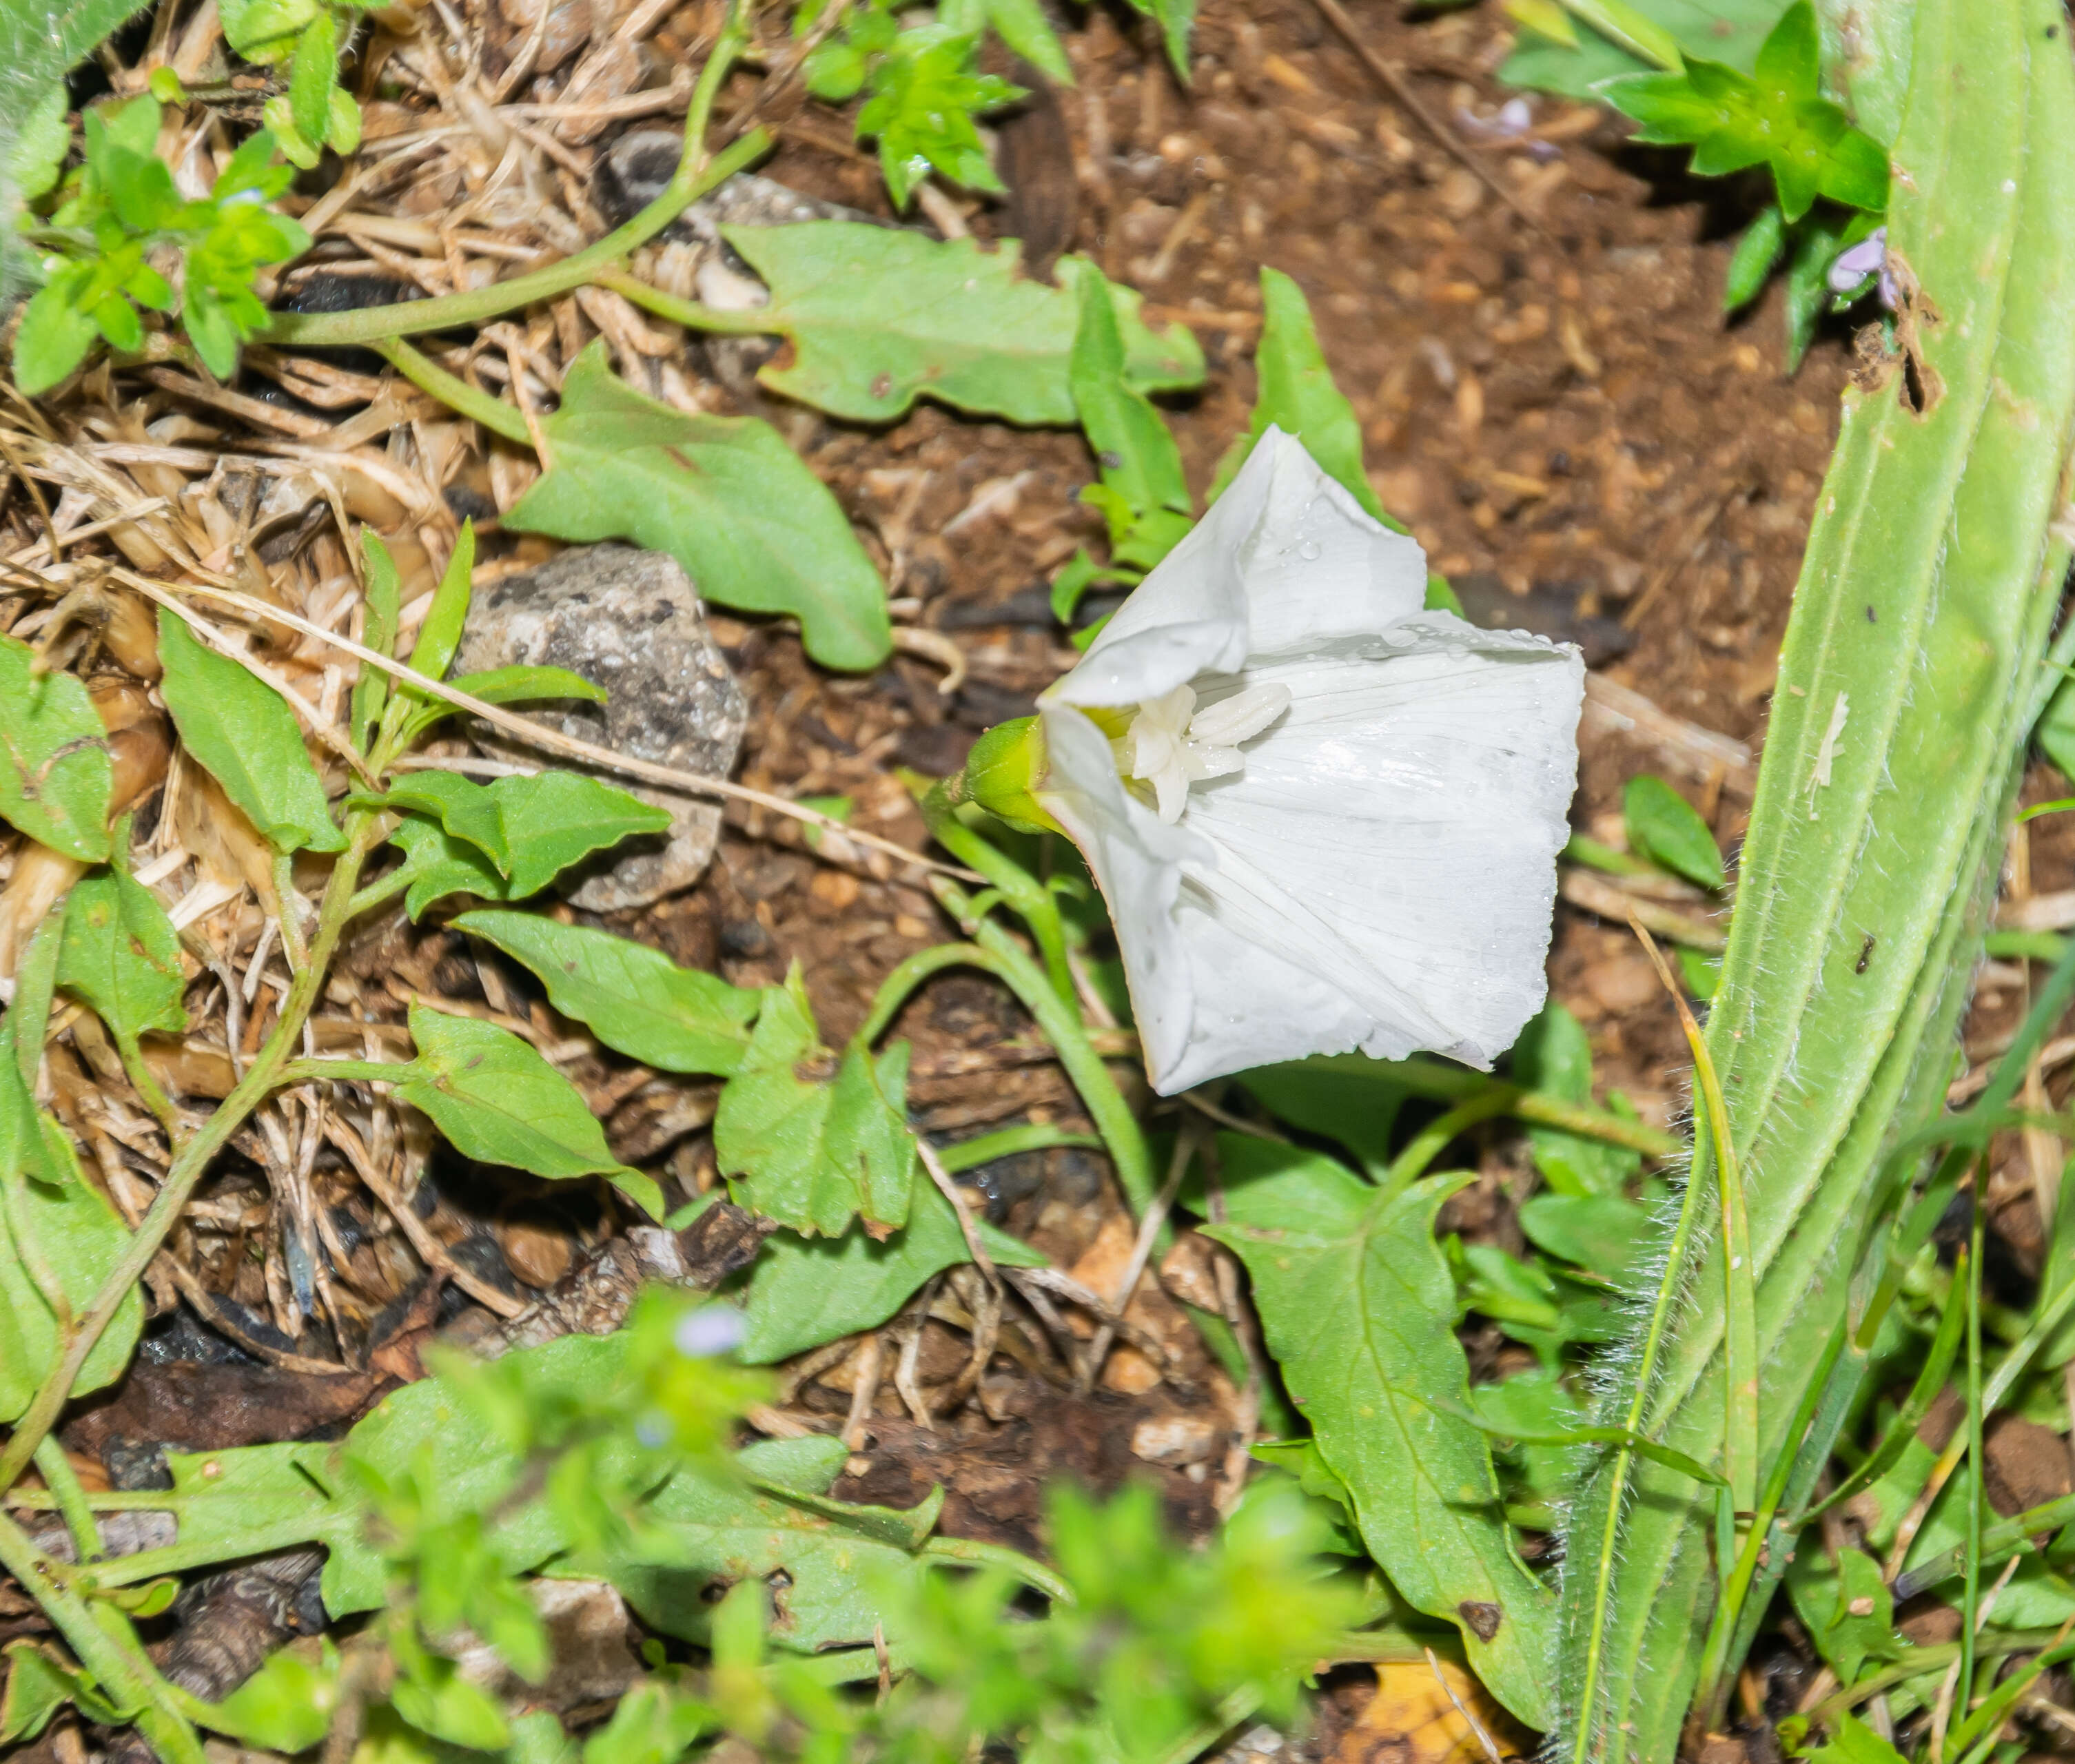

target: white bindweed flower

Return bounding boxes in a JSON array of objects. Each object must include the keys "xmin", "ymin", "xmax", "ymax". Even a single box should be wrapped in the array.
[{"xmin": 1019, "ymin": 428, "xmax": 1584, "ymax": 1095}]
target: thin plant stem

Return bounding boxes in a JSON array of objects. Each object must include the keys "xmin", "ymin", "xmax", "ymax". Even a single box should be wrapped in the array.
[
  {"xmin": 263, "ymin": 17, "xmax": 768, "ymax": 349},
  {"xmin": 114, "ymin": 1028, "xmax": 183, "ymax": 1145},
  {"xmin": 0, "ymin": 1504, "xmax": 205, "ymax": 1764},
  {"xmin": 1382, "ymin": 1089, "xmax": 1514, "ymax": 1197},
  {"xmin": 595, "ymin": 267, "xmax": 771, "ymax": 336},
  {"xmin": 921, "ymin": 785, "xmax": 1074, "ymax": 1003},
  {"xmin": 919, "ymin": 1533, "xmax": 1073, "ymax": 1604},
  {"xmin": 33, "ymin": 1435, "xmax": 102, "ymax": 1564},
  {"xmin": 377, "ymin": 337, "xmax": 533, "ymax": 444},
  {"xmin": 0, "ymin": 811, "xmax": 382, "ymax": 1498},
  {"xmin": 1962, "ymin": 1161, "xmax": 1987, "ymax": 1710}
]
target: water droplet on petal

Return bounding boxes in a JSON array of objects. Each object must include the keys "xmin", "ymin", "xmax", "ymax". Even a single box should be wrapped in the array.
[{"xmin": 1298, "ymin": 540, "xmax": 1322, "ymax": 561}]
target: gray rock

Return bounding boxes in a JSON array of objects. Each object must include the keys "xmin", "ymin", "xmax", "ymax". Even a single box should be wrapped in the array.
[{"xmin": 457, "ymin": 545, "xmax": 747, "ymax": 911}]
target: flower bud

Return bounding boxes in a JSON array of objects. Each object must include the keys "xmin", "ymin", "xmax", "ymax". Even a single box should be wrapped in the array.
[{"xmin": 957, "ymin": 716, "xmax": 1061, "ymax": 834}]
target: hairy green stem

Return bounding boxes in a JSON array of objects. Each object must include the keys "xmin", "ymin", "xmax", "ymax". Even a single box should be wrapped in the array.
[
  {"xmin": 0, "ymin": 812, "xmax": 380, "ymax": 1497},
  {"xmin": 0, "ymin": 1506, "xmax": 204, "ymax": 1764},
  {"xmin": 1309, "ymin": 1054, "xmax": 1683, "ymax": 1160}
]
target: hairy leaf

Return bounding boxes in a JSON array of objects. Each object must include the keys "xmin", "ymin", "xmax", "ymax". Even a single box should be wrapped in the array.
[
  {"xmin": 504, "ymin": 342, "xmax": 891, "ymax": 671},
  {"xmin": 55, "ymin": 861, "xmax": 185, "ymax": 1045},
  {"xmin": 454, "ymin": 910, "xmax": 761, "ymax": 1077},
  {"xmin": 373, "ymin": 768, "xmax": 669, "ymax": 898},
  {"xmin": 393, "ymin": 1004, "xmax": 659, "ymax": 1215},
  {"xmin": 714, "ymin": 975, "xmax": 916, "ymax": 1238},
  {"xmin": 0, "ymin": 630, "xmax": 112, "ymax": 861},
  {"xmin": 156, "ymin": 609, "xmax": 344, "ymax": 853},
  {"xmin": 1200, "ymin": 1136, "xmax": 1555, "ymax": 1727},
  {"xmin": 720, "ymin": 225, "xmax": 1205, "ymax": 427},
  {"xmin": 740, "ymin": 1176, "xmax": 1043, "ymax": 1364}
]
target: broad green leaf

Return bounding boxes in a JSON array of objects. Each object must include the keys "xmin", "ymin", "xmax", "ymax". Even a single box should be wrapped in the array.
[
  {"xmin": 713, "ymin": 977, "xmax": 917, "ymax": 1238},
  {"xmin": 564, "ymin": 1462, "xmax": 945, "ymax": 1654},
  {"xmin": 1236, "ymin": 1058, "xmax": 1405, "ymax": 1180},
  {"xmin": 453, "ymin": 910, "xmax": 761, "ymax": 1076},
  {"xmin": 1517, "ymin": 1189, "xmax": 1655, "ymax": 1280},
  {"xmin": 739, "ymin": 1175, "xmax": 1044, "ymax": 1364},
  {"xmin": 1212, "ymin": 267, "xmax": 1393, "ymax": 526},
  {"xmin": 719, "ymin": 225, "xmax": 1205, "ymax": 426},
  {"xmin": 353, "ymin": 531, "xmax": 402, "ymax": 753},
  {"xmin": 56, "ymin": 862, "xmax": 187, "ymax": 1043},
  {"xmin": 372, "ymin": 768, "xmax": 669, "ymax": 898},
  {"xmin": 0, "ymin": 630, "xmax": 112, "ymax": 861},
  {"xmin": 0, "ymin": 1044, "xmax": 145, "ymax": 1417},
  {"xmin": 155, "ymin": 608, "xmax": 345, "ymax": 854},
  {"xmin": 1623, "ymin": 775, "xmax": 1726, "ymax": 889},
  {"xmin": 1200, "ymin": 1135, "xmax": 1555, "ymax": 1727},
  {"xmin": 199, "ymin": 1639, "xmax": 340, "ymax": 1752},
  {"xmin": 1067, "ymin": 261, "xmax": 1191, "ymax": 572},
  {"xmin": 504, "ymin": 343, "xmax": 892, "ymax": 672},
  {"xmin": 393, "ymin": 1004, "xmax": 660, "ymax": 1215},
  {"xmin": 1511, "ymin": 1002, "xmax": 1640, "ymax": 1198},
  {"xmin": 0, "ymin": 1642, "xmax": 130, "ymax": 1743},
  {"xmin": 1801, "ymin": 1717, "xmax": 1908, "ymax": 1764},
  {"xmin": 1784, "ymin": 1547, "xmax": 1899, "ymax": 1686},
  {"xmin": 380, "ymin": 812, "xmax": 515, "ymax": 919}
]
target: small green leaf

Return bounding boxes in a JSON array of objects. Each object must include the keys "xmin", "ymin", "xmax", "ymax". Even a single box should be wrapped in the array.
[
  {"xmin": 854, "ymin": 23, "xmax": 1022, "ymax": 209},
  {"xmin": 1622, "ymin": 773, "xmax": 1726, "ymax": 890},
  {"xmin": 198, "ymin": 1639, "xmax": 340, "ymax": 1752},
  {"xmin": 719, "ymin": 224, "xmax": 1205, "ymax": 426},
  {"xmin": 0, "ymin": 1643, "xmax": 132, "ymax": 1744},
  {"xmin": 381, "ymin": 812, "xmax": 515, "ymax": 919},
  {"xmin": 504, "ymin": 343, "xmax": 892, "ymax": 672},
  {"xmin": 393, "ymin": 1003, "xmax": 656, "ymax": 1211},
  {"xmin": 1800, "ymin": 1716, "xmax": 1908, "ymax": 1764},
  {"xmin": 1067, "ymin": 261, "xmax": 1192, "ymax": 572},
  {"xmin": 1517, "ymin": 1189, "xmax": 1654, "ymax": 1279},
  {"xmin": 1200, "ymin": 1134, "xmax": 1555, "ymax": 1727},
  {"xmin": 10, "ymin": 276, "xmax": 101, "ymax": 396},
  {"xmin": 1724, "ymin": 203, "xmax": 1786, "ymax": 313},
  {"xmin": 0, "ymin": 630, "xmax": 112, "ymax": 860},
  {"xmin": 371, "ymin": 768, "xmax": 670, "ymax": 897},
  {"xmin": 12, "ymin": 83, "xmax": 71, "ymax": 202},
  {"xmin": 1212, "ymin": 266, "xmax": 1393, "ymax": 526},
  {"xmin": 983, "ymin": 0, "xmax": 1072, "ymax": 84},
  {"xmin": 56, "ymin": 862, "xmax": 187, "ymax": 1043},
  {"xmin": 453, "ymin": 910, "xmax": 761, "ymax": 1076},
  {"xmin": 352, "ymin": 530, "xmax": 401, "ymax": 753},
  {"xmin": 1511, "ymin": 1002, "xmax": 1641, "ymax": 1198},
  {"xmin": 739, "ymin": 1174, "xmax": 1044, "ymax": 1363},
  {"xmin": 390, "ymin": 664, "xmax": 605, "ymax": 755},
  {"xmin": 405, "ymin": 520, "xmax": 475, "ymax": 686},
  {"xmin": 714, "ymin": 976, "xmax": 916, "ymax": 1238},
  {"xmin": 219, "ymin": 0, "xmax": 320, "ymax": 56},
  {"xmin": 287, "ymin": 10, "xmax": 336, "ymax": 147},
  {"xmin": 156, "ymin": 608, "xmax": 345, "ymax": 854}
]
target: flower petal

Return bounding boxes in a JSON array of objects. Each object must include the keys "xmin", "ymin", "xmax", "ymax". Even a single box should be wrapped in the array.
[
  {"xmin": 1034, "ymin": 706, "xmax": 1212, "ymax": 1081},
  {"xmin": 1045, "ymin": 427, "xmax": 1428, "ymax": 710},
  {"xmin": 1154, "ymin": 617, "xmax": 1582, "ymax": 1091}
]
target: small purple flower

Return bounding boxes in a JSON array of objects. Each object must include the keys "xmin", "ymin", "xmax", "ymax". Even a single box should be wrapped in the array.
[
  {"xmin": 1828, "ymin": 227, "xmax": 1896, "ymax": 309},
  {"xmin": 1455, "ymin": 97, "xmax": 1560, "ymax": 163},
  {"xmin": 674, "ymin": 1305, "xmax": 746, "ymax": 1359}
]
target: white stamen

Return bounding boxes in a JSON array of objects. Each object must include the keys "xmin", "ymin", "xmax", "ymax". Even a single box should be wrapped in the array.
[{"xmin": 1118, "ymin": 680, "xmax": 1293, "ymax": 823}]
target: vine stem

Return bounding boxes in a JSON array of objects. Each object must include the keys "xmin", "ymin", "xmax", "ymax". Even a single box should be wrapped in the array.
[
  {"xmin": 262, "ymin": 21, "xmax": 767, "ymax": 351},
  {"xmin": 376, "ymin": 337, "xmax": 532, "ymax": 445},
  {"xmin": 0, "ymin": 1504, "xmax": 206, "ymax": 1764},
  {"xmin": 0, "ymin": 811, "xmax": 381, "ymax": 1499}
]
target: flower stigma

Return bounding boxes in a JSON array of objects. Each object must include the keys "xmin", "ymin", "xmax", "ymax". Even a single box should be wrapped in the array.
[{"xmin": 1112, "ymin": 681, "xmax": 1293, "ymax": 823}]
